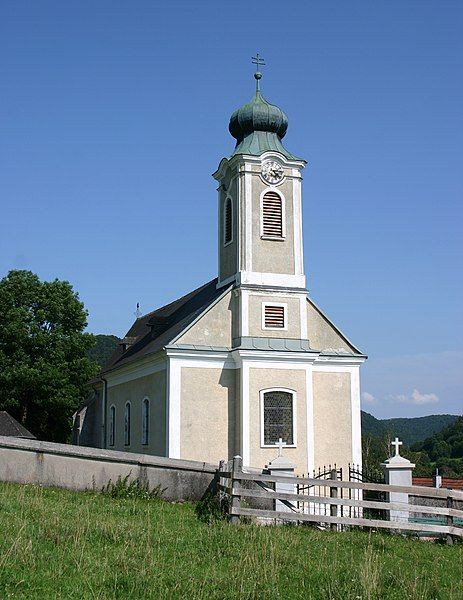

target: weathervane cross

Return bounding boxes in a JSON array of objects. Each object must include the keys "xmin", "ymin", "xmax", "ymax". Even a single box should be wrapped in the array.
[
  {"xmin": 251, "ymin": 53, "xmax": 265, "ymax": 91},
  {"xmin": 391, "ymin": 437, "xmax": 403, "ymax": 456}
]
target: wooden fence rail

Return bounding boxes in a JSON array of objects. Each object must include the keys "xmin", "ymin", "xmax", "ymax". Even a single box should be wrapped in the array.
[{"xmin": 217, "ymin": 459, "xmax": 463, "ymax": 541}]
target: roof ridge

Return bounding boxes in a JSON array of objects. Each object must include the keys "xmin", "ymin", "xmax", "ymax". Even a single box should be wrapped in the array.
[{"xmin": 136, "ymin": 277, "xmax": 218, "ymax": 321}]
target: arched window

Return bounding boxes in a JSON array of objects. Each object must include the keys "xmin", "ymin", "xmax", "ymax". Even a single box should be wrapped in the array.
[
  {"xmin": 224, "ymin": 197, "xmax": 233, "ymax": 245},
  {"xmin": 261, "ymin": 390, "xmax": 296, "ymax": 446},
  {"xmin": 124, "ymin": 402, "xmax": 131, "ymax": 446},
  {"xmin": 109, "ymin": 405, "xmax": 115, "ymax": 446},
  {"xmin": 262, "ymin": 191, "xmax": 283, "ymax": 238},
  {"xmin": 142, "ymin": 398, "xmax": 149, "ymax": 445}
]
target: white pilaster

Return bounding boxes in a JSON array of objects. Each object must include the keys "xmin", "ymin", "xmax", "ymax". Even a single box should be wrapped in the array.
[
  {"xmin": 350, "ymin": 366, "xmax": 362, "ymax": 469},
  {"xmin": 292, "ymin": 169, "xmax": 304, "ymax": 277},
  {"xmin": 305, "ymin": 365, "xmax": 315, "ymax": 476},
  {"xmin": 299, "ymin": 294, "xmax": 308, "ymax": 339},
  {"xmin": 240, "ymin": 360, "xmax": 250, "ymax": 465},
  {"xmin": 241, "ymin": 288, "xmax": 249, "ymax": 337},
  {"xmin": 166, "ymin": 358, "xmax": 181, "ymax": 459},
  {"xmin": 244, "ymin": 166, "xmax": 253, "ymax": 273}
]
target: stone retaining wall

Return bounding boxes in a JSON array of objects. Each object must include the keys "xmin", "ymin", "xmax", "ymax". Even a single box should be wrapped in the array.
[{"xmin": 0, "ymin": 436, "xmax": 217, "ymax": 501}]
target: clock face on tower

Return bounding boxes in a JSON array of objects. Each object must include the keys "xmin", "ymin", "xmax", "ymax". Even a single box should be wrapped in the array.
[{"xmin": 261, "ymin": 161, "xmax": 284, "ymax": 184}]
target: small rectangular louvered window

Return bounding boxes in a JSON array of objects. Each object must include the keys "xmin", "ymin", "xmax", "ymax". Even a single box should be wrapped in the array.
[
  {"xmin": 262, "ymin": 191, "xmax": 283, "ymax": 238},
  {"xmin": 263, "ymin": 304, "xmax": 286, "ymax": 329}
]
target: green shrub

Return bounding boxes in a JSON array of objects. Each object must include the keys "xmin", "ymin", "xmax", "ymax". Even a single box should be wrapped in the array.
[
  {"xmin": 101, "ymin": 473, "xmax": 164, "ymax": 500},
  {"xmin": 195, "ymin": 489, "xmax": 229, "ymax": 523}
]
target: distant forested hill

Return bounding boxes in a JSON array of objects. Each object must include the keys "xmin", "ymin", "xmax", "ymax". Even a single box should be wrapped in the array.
[
  {"xmin": 87, "ymin": 334, "xmax": 120, "ymax": 367},
  {"xmin": 361, "ymin": 412, "xmax": 459, "ymax": 446},
  {"xmin": 411, "ymin": 417, "xmax": 463, "ymax": 477}
]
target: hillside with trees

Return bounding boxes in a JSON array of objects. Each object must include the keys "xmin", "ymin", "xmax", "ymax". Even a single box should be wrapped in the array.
[
  {"xmin": 86, "ymin": 334, "xmax": 120, "ymax": 367},
  {"xmin": 361, "ymin": 411, "xmax": 459, "ymax": 446},
  {"xmin": 362, "ymin": 413, "xmax": 463, "ymax": 478},
  {"xmin": 411, "ymin": 416, "xmax": 463, "ymax": 477}
]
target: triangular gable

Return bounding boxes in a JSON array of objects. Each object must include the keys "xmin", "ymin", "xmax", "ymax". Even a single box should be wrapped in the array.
[
  {"xmin": 307, "ymin": 297, "xmax": 364, "ymax": 356},
  {"xmin": 101, "ymin": 279, "xmax": 231, "ymax": 374},
  {"xmin": 170, "ymin": 287, "xmax": 233, "ymax": 348}
]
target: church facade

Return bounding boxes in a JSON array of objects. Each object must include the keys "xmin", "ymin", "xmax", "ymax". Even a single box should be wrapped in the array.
[{"xmin": 75, "ymin": 71, "xmax": 366, "ymax": 475}]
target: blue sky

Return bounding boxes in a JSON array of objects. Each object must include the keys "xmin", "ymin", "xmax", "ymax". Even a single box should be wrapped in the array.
[{"xmin": 1, "ymin": 1, "xmax": 462, "ymax": 419}]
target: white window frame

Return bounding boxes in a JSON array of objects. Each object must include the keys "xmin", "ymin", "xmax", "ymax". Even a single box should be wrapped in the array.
[
  {"xmin": 260, "ymin": 388, "xmax": 297, "ymax": 448},
  {"xmin": 262, "ymin": 302, "xmax": 288, "ymax": 331},
  {"xmin": 124, "ymin": 401, "xmax": 131, "ymax": 446},
  {"xmin": 141, "ymin": 397, "xmax": 150, "ymax": 445},
  {"xmin": 109, "ymin": 404, "xmax": 116, "ymax": 447},
  {"xmin": 223, "ymin": 196, "xmax": 233, "ymax": 247},
  {"xmin": 260, "ymin": 188, "xmax": 286, "ymax": 240}
]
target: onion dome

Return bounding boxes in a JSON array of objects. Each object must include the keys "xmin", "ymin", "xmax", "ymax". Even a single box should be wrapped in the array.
[
  {"xmin": 228, "ymin": 71, "xmax": 299, "ymax": 160},
  {"xmin": 229, "ymin": 90, "xmax": 288, "ymax": 142}
]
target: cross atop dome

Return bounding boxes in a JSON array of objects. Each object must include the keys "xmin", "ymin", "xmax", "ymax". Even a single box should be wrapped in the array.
[
  {"xmin": 227, "ymin": 57, "xmax": 302, "ymax": 161},
  {"xmin": 251, "ymin": 53, "xmax": 265, "ymax": 91}
]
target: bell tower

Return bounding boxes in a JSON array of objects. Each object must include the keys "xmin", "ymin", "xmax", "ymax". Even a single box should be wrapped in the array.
[
  {"xmin": 213, "ymin": 63, "xmax": 309, "ymax": 345},
  {"xmin": 214, "ymin": 63, "xmax": 306, "ymax": 293}
]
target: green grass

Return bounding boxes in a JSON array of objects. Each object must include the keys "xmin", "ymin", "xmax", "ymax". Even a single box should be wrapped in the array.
[{"xmin": 0, "ymin": 483, "xmax": 461, "ymax": 599}]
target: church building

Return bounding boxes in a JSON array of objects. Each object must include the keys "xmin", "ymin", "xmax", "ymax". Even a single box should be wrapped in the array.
[{"xmin": 75, "ymin": 67, "xmax": 366, "ymax": 475}]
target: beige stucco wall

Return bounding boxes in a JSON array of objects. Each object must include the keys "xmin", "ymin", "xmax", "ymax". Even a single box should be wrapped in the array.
[
  {"xmin": 252, "ymin": 176, "xmax": 295, "ymax": 275},
  {"xmin": 180, "ymin": 367, "xmax": 236, "ymax": 463},
  {"xmin": 307, "ymin": 300, "xmax": 357, "ymax": 353},
  {"xmin": 106, "ymin": 370, "xmax": 166, "ymax": 457},
  {"xmin": 249, "ymin": 368, "xmax": 308, "ymax": 474},
  {"xmin": 248, "ymin": 294, "xmax": 301, "ymax": 339},
  {"xmin": 312, "ymin": 371, "xmax": 352, "ymax": 472},
  {"xmin": 175, "ymin": 290, "xmax": 233, "ymax": 347}
]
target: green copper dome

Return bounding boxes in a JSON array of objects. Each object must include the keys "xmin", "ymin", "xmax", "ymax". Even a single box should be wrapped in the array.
[
  {"xmin": 229, "ymin": 91, "xmax": 288, "ymax": 142},
  {"xmin": 228, "ymin": 74, "xmax": 300, "ymax": 160}
]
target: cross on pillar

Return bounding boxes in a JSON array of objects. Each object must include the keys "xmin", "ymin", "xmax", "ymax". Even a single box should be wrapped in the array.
[
  {"xmin": 277, "ymin": 437, "xmax": 286, "ymax": 457},
  {"xmin": 391, "ymin": 437, "xmax": 403, "ymax": 456}
]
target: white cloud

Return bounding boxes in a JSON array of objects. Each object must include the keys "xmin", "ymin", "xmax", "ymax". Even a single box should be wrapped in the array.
[
  {"xmin": 361, "ymin": 392, "xmax": 377, "ymax": 405},
  {"xmin": 392, "ymin": 388, "xmax": 439, "ymax": 405}
]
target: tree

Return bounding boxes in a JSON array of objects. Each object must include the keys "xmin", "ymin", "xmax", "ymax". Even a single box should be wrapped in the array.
[{"xmin": 0, "ymin": 270, "xmax": 99, "ymax": 442}]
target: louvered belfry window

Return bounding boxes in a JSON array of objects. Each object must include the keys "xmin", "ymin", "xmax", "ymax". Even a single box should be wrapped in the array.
[
  {"xmin": 224, "ymin": 198, "xmax": 232, "ymax": 244},
  {"xmin": 262, "ymin": 191, "xmax": 283, "ymax": 237},
  {"xmin": 264, "ymin": 304, "xmax": 286, "ymax": 329},
  {"xmin": 263, "ymin": 391, "xmax": 294, "ymax": 445}
]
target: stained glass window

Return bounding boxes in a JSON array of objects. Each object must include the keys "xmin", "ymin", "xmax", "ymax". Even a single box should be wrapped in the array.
[
  {"xmin": 263, "ymin": 391, "xmax": 294, "ymax": 445},
  {"xmin": 124, "ymin": 402, "xmax": 131, "ymax": 446},
  {"xmin": 142, "ymin": 398, "xmax": 149, "ymax": 445},
  {"xmin": 109, "ymin": 405, "xmax": 115, "ymax": 446}
]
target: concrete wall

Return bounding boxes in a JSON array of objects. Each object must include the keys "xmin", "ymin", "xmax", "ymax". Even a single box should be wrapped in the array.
[
  {"xmin": 180, "ymin": 367, "xmax": 236, "ymax": 463},
  {"xmin": 312, "ymin": 371, "xmax": 352, "ymax": 472},
  {"xmin": 0, "ymin": 436, "xmax": 217, "ymax": 501},
  {"xmin": 106, "ymin": 370, "xmax": 167, "ymax": 456},
  {"xmin": 176, "ymin": 291, "xmax": 233, "ymax": 347}
]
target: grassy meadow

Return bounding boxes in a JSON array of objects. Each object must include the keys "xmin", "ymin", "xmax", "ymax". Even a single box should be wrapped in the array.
[{"xmin": 0, "ymin": 482, "xmax": 461, "ymax": 599}]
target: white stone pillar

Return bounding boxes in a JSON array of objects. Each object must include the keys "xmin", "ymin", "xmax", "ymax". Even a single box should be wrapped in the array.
[
  {"xmin": 381, "ymin": 438, "xmax": 415, "ymax": 523},
  {"xmin": 267, "ymin": 440, "xmax": 296, "ymax": 513}
]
